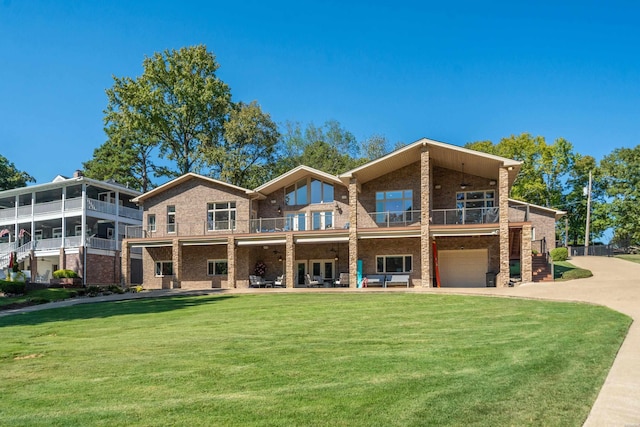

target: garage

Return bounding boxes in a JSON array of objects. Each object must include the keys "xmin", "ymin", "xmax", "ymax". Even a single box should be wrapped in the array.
[{"xmin": 438, "ymin": 249, "xmax": 488, "ymax": 287}]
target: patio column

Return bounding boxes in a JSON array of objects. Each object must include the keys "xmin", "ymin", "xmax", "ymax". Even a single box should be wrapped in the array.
[
  {"xmin": 498, "ymin": 167, "xmax": 510, "ymax": 287},
  {"xmin": 172, "ymin": 238, "xmax": 182, "ymax": 288},
  {"xmin": 420, "ymin": 145, "xmax": 432, "ymax": 287},
  {"xmin": 521, "ymin": 224, "xmax": 533, "ymax": 282},
  {"xmin": 348, "ymin": 177, "xmax": 358, "ymax": 288},
  {"xmin": 227, "ymin": 236, "xmax": 235, "ymax": 288},
  {"xmin": 122, "ymin": 242, "xmax": 131, "ymax": 286},
  {"xmin": 285, "ymin": 233, "xmax": 294, "ymax": 288}
]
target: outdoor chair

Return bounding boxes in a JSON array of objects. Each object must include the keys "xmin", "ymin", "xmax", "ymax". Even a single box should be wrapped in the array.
[
  {"xmin": 274, "ymin": 275, "xmax": 285, "ymax": 287},
  {"xmin": 334, "ymin": 272, "xmax": 349, "ymax": 287},
  {"xmin": 304, "ymin": 273, "xmax": 321, "ymax": 287}
]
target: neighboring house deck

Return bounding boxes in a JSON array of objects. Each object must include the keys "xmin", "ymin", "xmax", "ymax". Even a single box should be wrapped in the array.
[
  {"xmin": 0, "ymin": 171, "xmax": 143, "ymax": 285},
  {"xmin": 122, "ymin": 138, "xmax": 564, "ymax": 290}
]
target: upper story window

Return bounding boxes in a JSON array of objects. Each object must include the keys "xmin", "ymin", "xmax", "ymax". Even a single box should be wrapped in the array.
[
  {"xmin": 285, "ymin": 178, "xmax": 334, "ymax": 206},
  {"xmin": 208, "ymin": 202, "xmax": 236, "ymax": 231},
  {"xmin": 167, "ymin": 206, "xmax": 176, "ymax": 233},
  {"xmin": 456, "ymin": 191, "xmax": 496, "ymax": 223},
  {"xmin": 375, "ymin": 190, "xmax": 413, "ymax": 224},
  {"xmin": 147, "ymin": 214, "xmax": 156, "ymax": 232}
]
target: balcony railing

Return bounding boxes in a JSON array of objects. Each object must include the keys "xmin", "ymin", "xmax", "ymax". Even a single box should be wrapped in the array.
[
  {"xmin": 367, "ymin": 210, "xmax": 421, "ymax": 228},
  {"xmin": 0, "ymin": 197, "xmax": 142, "ymax": 223},
  {"xmin": 431, "ymin": 207, "xmax": 499, "ymax": 225}
]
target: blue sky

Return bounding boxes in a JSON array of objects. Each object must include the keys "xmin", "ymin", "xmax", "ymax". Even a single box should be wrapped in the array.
[{"xmin": 1, "ymin": 0, "xmax": 639, "ymax": 184}]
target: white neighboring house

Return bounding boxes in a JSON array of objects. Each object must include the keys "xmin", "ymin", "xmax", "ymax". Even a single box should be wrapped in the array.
[{"xmin": 0, "ymin": 171, "xmax": 142, "ymax": 285}]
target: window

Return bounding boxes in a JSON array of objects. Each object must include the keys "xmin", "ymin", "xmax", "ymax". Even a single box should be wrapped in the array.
[
  {"xmin": 155, "ymin": 261, "xmax": 173, "ymax": 277},
  {"xmin": 167, "ymin": 206, "xmax": 176, "ymax": 233},
  {"xmin": 311, "ymin": 211, "xmax": 333, "ymax": 230},
  {"xmin": 456, "ymin": 191, "xmax": 495, "ymax": 223},
  {"xmin": 375, "ymin": 190, "xmax": 413, "ymax": 224},
  {"xmin": 285, "ymin": 212, "xmax": 307, "ymax": 231},
  {"xmin": 52, "ymin": 227, "xmax": 62, "ymax": 238},
  {"xmin": 376, "ymin": 255, "xmax": 412, "ymax": 273},
  {"xmin": 208, "ymin": 259, "xmax": 228, "ymax": 276},
  {"xmin": 285, "ymin": 178, "xmax": 334, "ymax": 205},
  {"xmin": 147, "ymin": 214, "xmax": 156, "ymax": 232},
  {"xmin": 207, "ymin": 202, "xmax": 236, "ymax": 231}
]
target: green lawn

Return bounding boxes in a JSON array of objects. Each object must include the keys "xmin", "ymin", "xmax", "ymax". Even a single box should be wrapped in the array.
[
  {"xmin": 554, "ymin": 261, "xmax": 593, "ymax": 280},
  {"xmin": 0, "ymin": 293, "xmax": 630, "ymax": 426},
  {"xmin": 616, "ymin": 254, "xmax": 640, "ymax": 264},
  {"xmin": 0, "ymin": 288, "xmax": 79, "ymax": 309}
]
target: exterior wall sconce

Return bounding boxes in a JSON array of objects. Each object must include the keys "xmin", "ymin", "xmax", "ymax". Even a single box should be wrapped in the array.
[
  {"xmin": 434, "ymin": 184, "xmax": 441, "ymax": 190},
  {"xmin": 277, "ymin": 205, "xmax": 282, "ymax": 214},
  {"xmin": 489, "ymin": 180, "xmax": 497, "ymax": 186},
  {"xmin": 278, "ymin": 256, "xmax": 283, "ymax": 262},
  {"xmin": 335, "ymin": 203, "xmax": 342, "ymax": 214}
]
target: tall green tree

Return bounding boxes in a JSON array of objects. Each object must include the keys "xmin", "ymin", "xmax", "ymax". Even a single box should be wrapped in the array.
[
  {"xmin": 600, "ymin": 145, "xmax": 640, "ymax": 246},
  {"xmin": 466, "ymin": 133, "xmax": 575, "ymax": 208},
  {"xmin": 206, "ymin": 101, "xmax": 280, "ymax": 189},
  {"xmin": 104, "ymin": 45, "xmax": 232, "ymax": 180},
  {"xmin": 0, "ymin": 155, "xmax": 34, "ymax": 190}
]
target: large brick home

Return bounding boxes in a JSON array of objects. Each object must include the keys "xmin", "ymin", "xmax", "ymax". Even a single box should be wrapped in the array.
[{"xmin": 122, "ymin": 138, "xmax": 564, "ymax": 289}]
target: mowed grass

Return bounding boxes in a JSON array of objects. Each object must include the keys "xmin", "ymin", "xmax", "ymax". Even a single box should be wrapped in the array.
[
  {"xmin": 0, "ymin": 293, "xmax": 630, "ymax": 426},
  {"xmin": 616, "ymin": 254, "xmax": 640, "ymax": 264}
]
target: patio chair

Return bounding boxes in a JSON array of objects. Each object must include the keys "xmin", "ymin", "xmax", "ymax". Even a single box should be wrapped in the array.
[
  {"xmin": 304, "ymin": 273, "xmax": 321, "ymax": 287},
  {"xmin": 334, "ymin": 272, "xmax": 349, "ymax": 287},
  {"xmin": 274, "ymin": 275, "xmax": 285, "ymax": 287},
  {"xmin": 36, "ymin": 269, "xmax": 50, "ymax": 283},
  {"xmin": 249, "ymin": 275, "xmax": 272, "ymax": 288}
]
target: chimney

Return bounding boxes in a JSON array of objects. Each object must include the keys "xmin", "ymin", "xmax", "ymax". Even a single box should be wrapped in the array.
[{"xmin": 74, "ymin": 170, "xmax": 84, "ymax": 178}]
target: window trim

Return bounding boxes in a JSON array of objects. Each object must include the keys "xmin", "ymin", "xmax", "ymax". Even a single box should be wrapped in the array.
[
  {"xmin": 207, "ymin": 259, "xmax": 229, "ymax": 276},
  {"xmin": 155, "ymin": 260, "xmax": 174, "ymax": 277},
  {"xmin": 167, "ymin": 205, "xmax": 176, "ymax": 234},
  {"xmin": 207, "ymin": 201, "xmax": 237, "ymax": 231},
  {"xmin": 147, "ymin": 214, "xmax": 156, "ymax": 232},
  {"xmin": 375, "ymin": 254, "xmax": 413, "ymax": 274},
  {"xmin": 285, "ymin": 178, "xmax": 335, "ymax": 206}
]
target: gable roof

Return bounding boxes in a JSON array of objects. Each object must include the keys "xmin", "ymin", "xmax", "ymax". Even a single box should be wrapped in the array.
[
  {"xmin": 339, "ymin": 137, "xmax": 522, "ymax": 186},
  {"xmin": 508, "ymin": 198, "xmax": 567, "ymax": 220},
  {"xmin": 131, "ymin": 173, "xmax": 254, "ymax": 203},
  {"xmin": 253, "ymin": 165, "xmax": 344, "ymax": 196}
]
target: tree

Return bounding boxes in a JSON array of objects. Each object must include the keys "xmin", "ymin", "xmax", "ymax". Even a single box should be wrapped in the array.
[
  {"xmin": 466, "ymin": 133, "xmax": 575, "ymax": 208},
  {"xmin": 600, "ymin": 145, "xmax": 640, "ymax": 246},
  {"xmin": 274, "ymin": 120, "xmax": 366, "ymax": 176},
  {"xmin": 206, "ymin": 101, "xmax": 280, "ymax": 189},
  {"xmin": 104, "ymin": 45, "xmax": 232, "ymax": 180},
  {"xmin": 0, "ymin": 155, "xmax": 34, "ymax": 190},
  {"xmin": 83, "ymin": 136, "xmax": 157, "ymax": 192},
  {"xmin": 562, "ymin": 154, "xmax": 607, "ymax": 245}
]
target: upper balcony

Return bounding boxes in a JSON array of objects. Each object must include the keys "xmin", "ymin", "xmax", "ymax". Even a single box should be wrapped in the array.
[{"xmin": 0, "ymin": 197, "xmax": 142, "ymax": 223}]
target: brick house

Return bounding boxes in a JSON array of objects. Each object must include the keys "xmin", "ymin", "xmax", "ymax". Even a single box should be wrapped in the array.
[
  {"xmin": 122, "ymin": 138, "xmax": 564, "ymax": 289},
  {"xmin": 0, "ymin": 171, "xmax": 142, "ymax": 285}
]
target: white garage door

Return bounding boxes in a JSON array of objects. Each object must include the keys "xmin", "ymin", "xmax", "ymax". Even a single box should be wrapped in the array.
[{"xmin": 438, "ymin": 249, "xmax": 488, "ymax": 288}]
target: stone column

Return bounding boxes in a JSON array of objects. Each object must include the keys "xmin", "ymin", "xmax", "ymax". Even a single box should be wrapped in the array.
[
  {"xmin": 498, "ymin": 167, "xmax": 510, "ymax": 287},
  {"xmin": 122, "ymin": 242, "xmax": 131, "ymax": 286},
  {"xmin": 420, "ymin": 145, "xmax": 432, "ymax": 287},
  {"xmin": 172, "ymin": 238, "xmax": 182, "ymax": 288},
  {"xmin": 30, "ymin": 249, "xmax": 38, "ymax": 283},
  {"xmin": 521, "ymin": 225, "xmax": 533, "ymax": 283},
  {"xmin": 348, "ymin": 177, "xmax": 359, "ymax": 288},
  {"xmin": 285, "ymin": 233, "xmax": 295, "ymax": 288},
  {"xmin": 227, "ymin": 236, "xmax": 235, "ymax": 289}
]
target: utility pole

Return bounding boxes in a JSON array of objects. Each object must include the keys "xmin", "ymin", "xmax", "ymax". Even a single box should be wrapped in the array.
[{"xmin": 585, "ymin": 171, "xmax": 592, "ymax": 254}]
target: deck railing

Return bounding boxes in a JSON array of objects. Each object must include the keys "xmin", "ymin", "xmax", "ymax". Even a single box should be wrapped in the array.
[
  {"xmin": 431, "ymin": 207, "xmax": 499, "ymax": 225},
  {"xmin": 367, "ymin": 210, "xmax": 421, "ymax": 227},
  {"xmin": 0, "ymin": 197, "xmax": 141, "ymax": 223}
]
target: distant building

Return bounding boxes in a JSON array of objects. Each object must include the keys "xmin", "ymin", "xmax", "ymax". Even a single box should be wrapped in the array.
[{"xmin": 0, "ymin": 171, "xmax": 143, "ymax": 284}]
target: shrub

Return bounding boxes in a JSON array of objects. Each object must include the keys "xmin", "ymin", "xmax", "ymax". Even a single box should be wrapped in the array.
[
  {"xmin": 53, "ymin": 269, "xmax": 79, "ymax": 279},
  {"xmin": 107, "ymin": 285, "xmax": 125, "ymax": 294},
  {"xmin": 85, "ymin": 286, "xmax": 102, "ymax": 297},
  {"xmin": 550, "ymin": 247, "xmax": 569, "ymax": 262},
  {"xmin": 0, "ymin": 280, "xmax": 26, "ymax": 295}
]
